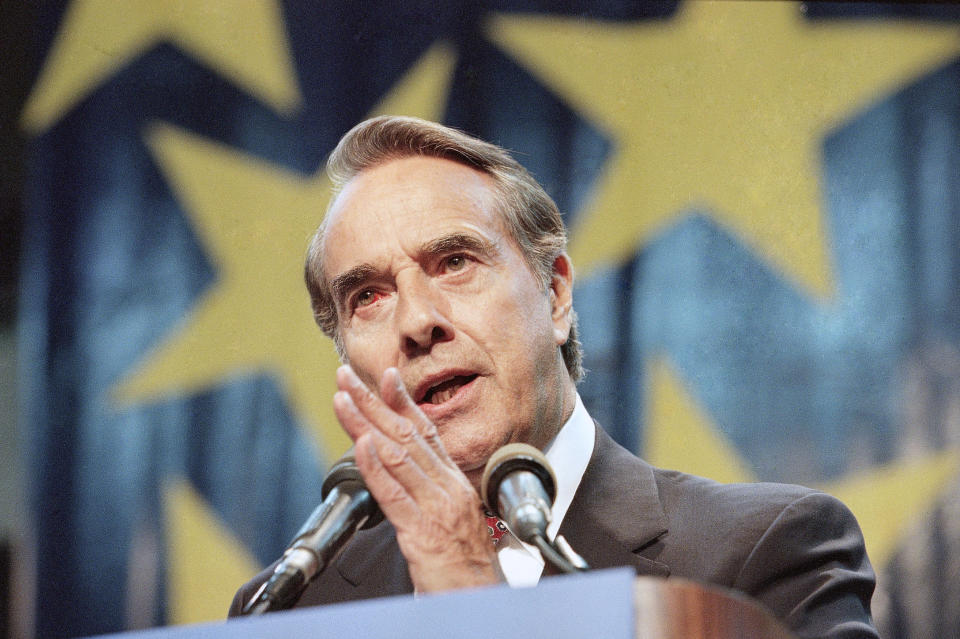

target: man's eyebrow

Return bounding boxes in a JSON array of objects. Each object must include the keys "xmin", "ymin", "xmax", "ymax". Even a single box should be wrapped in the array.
[
  {"xmin": 329, "ymin": 264, "xmax": 378, "ymax": 307},
  {"xmin": 421, "ymin": 233, "xmax": 496, "ymax": 257}
]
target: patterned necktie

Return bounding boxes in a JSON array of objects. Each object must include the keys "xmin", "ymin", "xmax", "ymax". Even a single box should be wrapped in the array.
[{"xmin": 484, "ymin": 509, "xmax": 508, "ymax": 545}]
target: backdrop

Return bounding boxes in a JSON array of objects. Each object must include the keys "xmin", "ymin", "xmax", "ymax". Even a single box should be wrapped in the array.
[{"xmin": 17, "ymin": 1, "xmax": 960, "ymax": 637}]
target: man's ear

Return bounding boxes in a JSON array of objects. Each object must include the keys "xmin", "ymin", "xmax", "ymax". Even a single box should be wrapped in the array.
[{"xmin": 549, "ymin": 253, "xmax": 574, "ymax": 346}]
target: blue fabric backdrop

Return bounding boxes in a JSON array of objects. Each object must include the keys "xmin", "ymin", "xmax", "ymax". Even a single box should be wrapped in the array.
[{"xmin": 17, "ymin": 2, "xmax": 960, "ymax": 637}]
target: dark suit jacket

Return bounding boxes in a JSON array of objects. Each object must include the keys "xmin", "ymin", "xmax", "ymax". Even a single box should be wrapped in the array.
[{"xmin": 231, "ymin": 424, "xmax": 878, "ymax": 639}]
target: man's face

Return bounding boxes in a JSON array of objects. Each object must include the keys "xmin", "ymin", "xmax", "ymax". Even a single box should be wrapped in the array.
[{"xmin": 322, "ymin": 156, "xmax": 575, "ymax": 486}]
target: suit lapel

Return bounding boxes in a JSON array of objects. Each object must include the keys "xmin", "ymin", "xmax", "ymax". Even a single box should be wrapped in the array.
[
  {"xmin": 332, "ymin": 523, "xmax": 413, "ymax": 597},
  {"xmin": 557, "ymin": 423, "xmax": 671, "ymax": 578}
]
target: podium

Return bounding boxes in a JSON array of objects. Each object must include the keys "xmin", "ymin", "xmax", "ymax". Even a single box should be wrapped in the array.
[{"xmin": 89, "ymin": 569, "xmax": 795, "ymax": 639}]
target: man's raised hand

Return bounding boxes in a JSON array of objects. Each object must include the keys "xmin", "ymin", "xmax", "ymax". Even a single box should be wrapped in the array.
[{"xmin": 332, "ymin": 365, "xmax": 503, "ymax": 592}]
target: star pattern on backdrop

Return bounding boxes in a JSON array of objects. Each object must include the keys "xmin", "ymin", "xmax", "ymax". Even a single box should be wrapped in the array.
[
  {"xmin": 646, "ymin": 357, "xmax": 960, "ymax": 570},
  {"xmin": 23, "ymin": 1, "xmax": 960, "ymax": 627},
  {"xmin": 487, "ymin": 1, "xmax": 960, "ymax": 298},
  {"xmin": 163, "ymin": 481, "xmax": 260, "ymax": 624},
  {"xmin": 112, "ymin": 42, "xmax": 457, "ymax": 457},
  {"xmin": 21, "ymin": 0, "xmax": 301, "ymax": 133}
]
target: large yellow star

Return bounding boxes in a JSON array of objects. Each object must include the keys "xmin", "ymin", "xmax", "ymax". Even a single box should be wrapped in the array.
[
  {"xmin": 488, "ymin": 2, "xmax": 960, "ymax": 297},
  {"xmin": 164, "ymin": 481, "xmax": 260, "ymax": 624},
  {"xmin": 112, "ymin": 43, "xmax": 457, "ymax": 458},
  {"xmin": 646, "ymin": 357, "xmax": 959, "ymax": 570},
  {"xmin": 21, "ymin": 0, "xmax": 301, "ymax": 133}
]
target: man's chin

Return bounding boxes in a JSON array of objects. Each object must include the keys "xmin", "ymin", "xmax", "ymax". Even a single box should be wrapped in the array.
[
  {"xmin": 449, "ymin": 453, "xmax": 485, "ymax": 487},
  {"xmin": 461, "ymin": 467, "xmax": 485, "ymax": 495},
  {"xmin": 448, "ymin": 442, "xmax": 512, "ymax": 495}
]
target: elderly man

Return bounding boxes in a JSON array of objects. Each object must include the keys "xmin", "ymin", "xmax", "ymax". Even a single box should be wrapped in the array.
[{"xmin": 231, "ymin": 116, "xmax": 878, "ymax": 638}]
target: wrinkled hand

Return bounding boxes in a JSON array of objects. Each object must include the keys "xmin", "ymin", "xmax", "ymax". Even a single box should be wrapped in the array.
[{"xmin": 332, "ymin": 365, "xmax": 503, "ymax": 593}]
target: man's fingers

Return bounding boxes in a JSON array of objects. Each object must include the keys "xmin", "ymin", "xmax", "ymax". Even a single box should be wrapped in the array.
[
  {"xmin": 379, "ymin": 368, "xmax": 448, "ymax": 459},
  {"xmin": 336, "ymin": 366, "xmax": 385, "ymax": 422},
  {"xmin": 337, "ymin": 366, "xmax": 413, "ymax": 437},
  {"xmin": 337, "ymin": 365, "xmax": 449, "ymax": 482},
  {"xmin": 332, "ymin": 388, "xmax": 373, "ymax": 442},
  {"xmin": 338, "ymin": 365, "xmax": 430, "ymax": 438},
  {"xmin": 353, "ymin": 432, "xmax": 423, "ymax": 524},
  {"xmin": 335, "ymin": 367, "xmax": 500, "ymax": 592},
  {"xmin": 342, "ymin": 406, "xmax": 450, "ymax": 517},
  {"xmin": 358, "ymin": 428, "xmax": 479, "ymax": 534}
]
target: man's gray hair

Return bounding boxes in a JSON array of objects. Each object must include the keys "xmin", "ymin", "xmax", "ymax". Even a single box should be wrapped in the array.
[{"xmin": 304, "ymin": 115, "xmax": 583, "ymax": 382}]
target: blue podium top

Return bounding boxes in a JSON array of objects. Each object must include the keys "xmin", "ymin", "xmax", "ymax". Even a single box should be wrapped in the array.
[{"xmin": 88, "ymin": 568, "xmax": 637, "ymax": 639}]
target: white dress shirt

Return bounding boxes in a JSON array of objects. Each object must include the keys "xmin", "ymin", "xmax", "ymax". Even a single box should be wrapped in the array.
[{"xmin": 495, "ymin": 393, "xmax": 595, "ymax": 587}]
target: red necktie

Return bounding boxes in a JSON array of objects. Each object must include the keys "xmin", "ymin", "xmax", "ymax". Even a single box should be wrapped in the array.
[{"xmin": 484, "ymin": 509, "xmax": 508, "ymax": 545}]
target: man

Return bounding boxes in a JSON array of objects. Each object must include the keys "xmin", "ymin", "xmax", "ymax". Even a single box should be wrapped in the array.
[{"xmin": 231, "ymin": 116, "xmax": 878, "ymax": 638}]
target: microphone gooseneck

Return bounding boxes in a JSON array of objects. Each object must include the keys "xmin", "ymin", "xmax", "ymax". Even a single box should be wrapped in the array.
[{"xmin": 242, "ymin": 450, "xmax": 382, "ymax": 615}]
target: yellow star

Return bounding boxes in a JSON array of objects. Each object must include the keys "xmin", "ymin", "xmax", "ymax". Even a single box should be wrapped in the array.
[
  {"xmin": 111, "ymin": 43, "xmax": 457, "ymax": 458},
  {"xmin": 646, "ymin": 357, "xmax": 960, "ymax": 569},
  {"xmin": 488, "ymin": 2, "xmax": 960, "ymax": 297},
  {"xmin": 21, "ymin": 0, "xmax": 301, "ymax": 133},
  {"xmin": 164, "ymin": 480, "xmax": 260, "ymax": 624}
]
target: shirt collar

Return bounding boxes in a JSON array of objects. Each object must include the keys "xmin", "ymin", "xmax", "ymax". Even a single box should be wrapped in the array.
[
  {"xmin": 542, "ymin": 392, "xmax": 595, "ymax": 540},
  {"xmin": 494, "ymin": 393, "xmax": 595, "ymax": 587}
]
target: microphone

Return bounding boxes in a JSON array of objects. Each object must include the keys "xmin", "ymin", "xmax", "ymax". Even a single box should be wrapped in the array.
[
  {"xmin": 243, "ymin": 450, "xmax": 382, "ymax": 614},
  {"xmin": 481, "ymin": 442, "xmax": 589, "ymax": 574},
  {"xmin": 481, "ymin": 443, "xmax": 557, "ymax": 544}
]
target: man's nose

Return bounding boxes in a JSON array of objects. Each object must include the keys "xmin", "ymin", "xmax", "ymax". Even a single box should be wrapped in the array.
[{"xmin": 395, "ymin": 275, "xmax": 454, "ymax": 356}]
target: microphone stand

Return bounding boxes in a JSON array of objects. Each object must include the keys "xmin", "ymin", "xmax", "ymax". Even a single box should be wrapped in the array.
[
  {"xmin": 243, "ymin": 481, "xmax": 377, "ymax": 614},
  {"xmin": 243, "ymin": 451, "xmax": 381, "ymax": 615}
]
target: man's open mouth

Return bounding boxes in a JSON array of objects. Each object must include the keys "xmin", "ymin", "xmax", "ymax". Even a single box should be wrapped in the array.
[{"xmin": 418, "ymin": 374, "xmax": 478, "ymax": 406}]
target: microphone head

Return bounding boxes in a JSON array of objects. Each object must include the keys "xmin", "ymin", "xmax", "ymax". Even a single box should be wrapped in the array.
[
  {"xmin": 321, "ymin": 448, "xmax": 383, "ymax": 529},
  {"xmin": 481, "ymin": 443, "xmax": 557, "ymax": 517},
  {"xmin": 321, "ymin": 448, "xmax": 362, "ymax": 497}
]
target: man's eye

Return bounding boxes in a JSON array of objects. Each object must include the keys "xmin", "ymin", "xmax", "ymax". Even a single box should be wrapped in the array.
[
  {"xmin": 354, "ymin": 289, "xmax": 378, "ymax": 308},
  {"xmin": 444, "ymin": 255, "xmax": 468, "ymax": 272}
]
